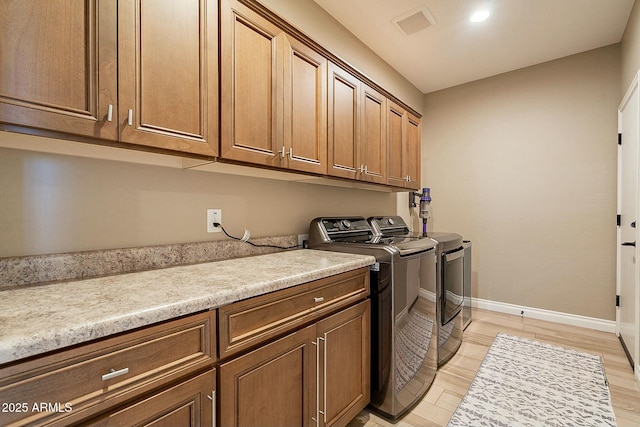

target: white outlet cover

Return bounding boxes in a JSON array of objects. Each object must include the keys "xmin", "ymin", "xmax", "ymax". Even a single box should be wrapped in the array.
[{"xmin": 207, "ymin": 209, "xmax": 221, "ymax": 233}]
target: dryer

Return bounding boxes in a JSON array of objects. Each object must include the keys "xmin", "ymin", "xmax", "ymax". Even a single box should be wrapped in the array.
[{"xmin": 369, "ymin": 216, "xmax": 464, "ymax": 366}]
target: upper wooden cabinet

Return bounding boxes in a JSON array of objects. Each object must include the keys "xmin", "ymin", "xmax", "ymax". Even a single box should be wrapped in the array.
[
  {"xmin": 327, "ymin": 64, "xmax": 387, "ymax": 184},
  {"xmin": 328, "ymin": 64, "xmax": 359, "ymax": 180},
  {"xmin": 220, "ymin": 0, "xmax": 282, "ymax": 167},
  {"xmin": 221, "ymin": 0, "xmax": 327, "ymax": 174},
  {"xmin": 360, "ymin": 84, "xmax": 387, "ymax": 184},
  {"xmin": 387, "ymin": 101, "xmax": 406, "ymax": 187},
  {"xmin": 283, "ymin": 36, "xmax": 328, "ymax": 174},
  {"xmin": 118, "ymin": 0, "xmax": 218, "ymax": 156},
  {"xmin": 0, "ymin": 1, "xmax": 118, "ymax": 140},
  {"xmin": 387, "ymin": 100, "xmax": 421, "ymax": 190},
  {"xmin": 0, "ymin": 0, "xmax": 218, "ymax": 156},
  {"xmin": 1, "ymin": 0, "xmax": 419, "ymax": 190},
  {"xmin": 405, "ymin": 112, "xmax": 422, "ymax": 189}
]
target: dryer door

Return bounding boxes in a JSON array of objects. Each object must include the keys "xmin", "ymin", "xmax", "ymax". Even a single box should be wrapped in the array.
[{"xmin": 441, "ymin": 246, "xmax": 464, "ymax": 325}]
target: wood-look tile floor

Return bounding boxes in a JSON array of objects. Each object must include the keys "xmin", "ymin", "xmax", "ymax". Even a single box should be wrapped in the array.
[{"xmin": 348, "ymin": 308, "xmax": 640, "ymax": 427}]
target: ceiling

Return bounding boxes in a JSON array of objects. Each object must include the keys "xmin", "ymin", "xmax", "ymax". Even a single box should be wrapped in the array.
[{"xmin": 313, "ymin": 0, "xmax": 635, "ymax": 94}]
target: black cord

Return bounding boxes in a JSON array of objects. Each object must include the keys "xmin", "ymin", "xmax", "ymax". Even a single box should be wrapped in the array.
[{"xmin": 214, "ymin": 223, "xmax": 300, "ymax": 250}]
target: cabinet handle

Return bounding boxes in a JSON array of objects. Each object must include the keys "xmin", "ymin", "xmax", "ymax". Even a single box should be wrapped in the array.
[
  {"xmin": 320, "ymin": 336, "xmax": 327, "ymax": 423},
  {"xmin": 207, "ymin": 390, "xmax": 216, "ymax": 427},
  {"xmin": 127, "ymin": 109, "xmax": 133, "ymax": 126},
  {"xmin": 311, "ymin": 339, "xmax": 320, "ymax": 427},
  {"xmin": 107, "ymin": 104, "xmax": 113, "ymax": 122},
  {"xmin": 406, "ymin": 175, "xmax": 411, "ymax": 182},
  {"xmin": 280, "ymin": 147, "xmax": 293, "ymax": 158},
  {"xmin": 101, "ymin": 367, "xmax": 129, "ymax": 381},
  {"xmin": 313, "ymin": 296, "xmax": 324, "ymax": 303},
  {"xmin": 359, "ymin": 165, "xmax": 368, "ymax": 173}
]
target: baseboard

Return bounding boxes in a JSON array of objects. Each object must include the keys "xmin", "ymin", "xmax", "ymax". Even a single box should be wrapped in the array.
[
  {"xmin": 472, "ymin": 298, "xmax": 616, "ymax": 333},
  {"xmin": 419, "ymin": 288, "xmax": 436, "ymax": 303}
]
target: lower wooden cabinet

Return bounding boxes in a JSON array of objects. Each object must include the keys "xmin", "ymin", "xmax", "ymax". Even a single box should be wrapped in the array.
[
  {"xmin": 219, "ymin": 324, "xmax": 316, "ymax": 427},
  {"xmin": 0, "ymin": 272, "xmax": 371, "ymax": 427},
  {"xmin": 219, "ymin": 300, "xmax": 370, "ymax": 427},
  {"xmin": 317, "ymin": 301, "xmax": 370, "ymax": 427},
  {"xmin": 86, "ymin": 369, "xmax": 216, "ymax": 427},
  {"xmin": 0, "ymin": 311, "xmax": 216, "ymax": 427}
]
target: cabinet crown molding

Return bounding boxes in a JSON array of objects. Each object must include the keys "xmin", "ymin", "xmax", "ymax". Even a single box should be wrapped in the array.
[{"xmin": 237, "ymin": 0, "xmax": 422, "ymax": 119}]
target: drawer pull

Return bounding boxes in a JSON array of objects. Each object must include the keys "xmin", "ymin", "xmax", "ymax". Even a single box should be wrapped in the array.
[
  {"xmin": 101, "ymin": 367, "xmax": 129, "ymax": 381},
  {"xmin": 313, "ymin": 296, "xmax": 324, "ymax": 303}
]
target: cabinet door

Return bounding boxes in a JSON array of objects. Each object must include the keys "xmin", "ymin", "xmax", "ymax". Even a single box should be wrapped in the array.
[
  {"xmin": 0, "ymin": 0, "xmax": 117, "ymax": 140},
  {"xmin": 219, "ymin": 325, "xmax": 317, "ymax": 427},
  {"xmin": 327, "ymin": 63, "xmax": 359, "ymax": 180},
  {"xmin": 405, "ymin": 113, "xmax": 422, "ymax": 190},
  {"xmin": 220, "ymin": 0, "xmax": 284, "ymax": 167},
  {"xmin": 359, "ymin": 85, "xmax": 387, "ymax": 184},
  {"xmin": 118, "ymin": 0, "xmax": 218, "ymax": 156},
  {"xmin": 387, "ymin": 100, "xmax": 408, "ymax": 188},
  {"xmin": 316, "ymin": 300, "xmax": 370, "ymax": 427},
  {"xmin": 86, "ymin": 369, "xmax": 215, "ymax": 427},
  {"xmin": 283, "ymin": 36, "xmax": 327, "ymax": 174}
]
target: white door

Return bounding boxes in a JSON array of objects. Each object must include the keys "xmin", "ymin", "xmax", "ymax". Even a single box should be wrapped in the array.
[{"xmin": 617, "ymin": 72, "xmax": 640, "ymax": 380}]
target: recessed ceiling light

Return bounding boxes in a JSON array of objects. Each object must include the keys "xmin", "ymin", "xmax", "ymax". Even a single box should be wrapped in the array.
[{"xmin": 470, "ymin": 10, "xmax": 490, "ymax": 23}]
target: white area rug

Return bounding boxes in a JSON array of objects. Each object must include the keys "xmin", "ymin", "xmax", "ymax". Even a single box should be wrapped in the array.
[{"xmin": 447, "ymin": 333, "xmax": 617, "ymax": 427}]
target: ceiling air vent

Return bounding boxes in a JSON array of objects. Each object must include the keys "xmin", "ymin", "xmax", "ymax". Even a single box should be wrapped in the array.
[{"xmin": 392, "ymin": 5, "xmax": 437, "ymax": 36}]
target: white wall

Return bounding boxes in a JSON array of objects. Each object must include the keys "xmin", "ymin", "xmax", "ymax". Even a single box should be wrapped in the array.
[
  {"xmin": 0, "ymin": 136, "xmax": 400, "ymax": 257},
  {"xmin": 423, "ymin": 45, "xmax": 620, "ymax": 320}
]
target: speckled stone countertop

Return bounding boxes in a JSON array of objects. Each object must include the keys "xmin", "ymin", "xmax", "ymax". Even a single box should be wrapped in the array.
[{"xmin": 0, "ymin": 249, "xmax": 375, "ymax": 365}]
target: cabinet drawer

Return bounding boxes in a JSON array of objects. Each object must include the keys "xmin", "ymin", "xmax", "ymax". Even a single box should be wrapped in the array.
[
  {"xmin": 219, "ymin": 267, "xmax": 369, "ymax": 358},
  {"xmin": 0, "ymin": 311, "xmax": 216, "ymax": 427},
  {"xmin": 86, "ymin": 368, "xmax": 215, "ymax": 427}
]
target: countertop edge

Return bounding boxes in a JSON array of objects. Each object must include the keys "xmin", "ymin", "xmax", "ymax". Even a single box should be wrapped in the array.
[{"xmin": 0, "ymin": 250, "xmax": 375, "ymax": 366}]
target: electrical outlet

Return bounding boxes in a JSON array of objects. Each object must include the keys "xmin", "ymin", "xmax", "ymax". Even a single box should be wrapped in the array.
[
  {"xmin": 298, "ymin": 234, "xmax": 309, "ymax": 248},
  {"xmin": 207, "ymin": 209, "xmax": 221, "ymax": 233}
]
